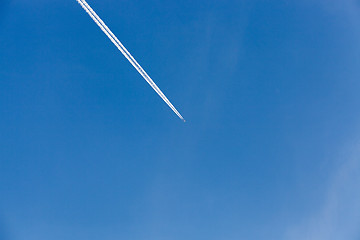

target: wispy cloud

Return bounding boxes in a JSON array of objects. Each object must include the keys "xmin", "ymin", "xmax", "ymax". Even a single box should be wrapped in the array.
[
  {"xmin": 316, "ymin": 0, "xmax": 360, "ymax": 25},
  {"xmin": 285, "ymin": 144, "xmax": 360, "ymax": 240}
]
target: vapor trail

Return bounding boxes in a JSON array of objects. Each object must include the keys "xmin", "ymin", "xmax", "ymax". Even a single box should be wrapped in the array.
[{"xmin": 76, "ymin": 0, "xmax": 185, "ymax": 121}]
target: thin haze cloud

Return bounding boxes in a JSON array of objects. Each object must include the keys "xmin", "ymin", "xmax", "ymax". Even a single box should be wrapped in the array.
[
  {"xmin": 285, "ymin": 145, "xmax": 360, "ymax": 240},
  {"xmin": 76, "ymin": 0, "xmax": 185, "ymax": 121}
]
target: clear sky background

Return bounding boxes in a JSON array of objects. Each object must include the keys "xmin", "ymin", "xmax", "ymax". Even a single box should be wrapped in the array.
[{"xmin": 1, "ymin": 0, "xmax": 360, "ymax": 239}]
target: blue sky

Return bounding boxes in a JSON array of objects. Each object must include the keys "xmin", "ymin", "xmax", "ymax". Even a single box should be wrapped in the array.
[{"xmin": 0, "ymin": 0, "xmax": 360, "ymax": 239}]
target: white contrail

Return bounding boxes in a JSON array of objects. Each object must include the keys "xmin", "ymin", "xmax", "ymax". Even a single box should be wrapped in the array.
[{"xmin": 76, "ymin": 0, "xmax": 185, "ymax": 121}]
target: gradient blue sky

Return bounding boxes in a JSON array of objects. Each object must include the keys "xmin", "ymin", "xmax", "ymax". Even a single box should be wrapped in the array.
[{"xmin": 1, "ymin": 0, "xmax": 360, "ymax": 239}]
